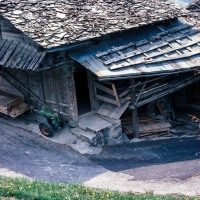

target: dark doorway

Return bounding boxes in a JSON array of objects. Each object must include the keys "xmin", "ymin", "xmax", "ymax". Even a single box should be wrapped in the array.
[{"xmin": 74, "ymin": 67, "xmax": 91, "ymax": 115}]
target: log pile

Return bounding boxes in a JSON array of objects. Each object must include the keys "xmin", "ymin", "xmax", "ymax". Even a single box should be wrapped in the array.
[{"xmin": 0, "ymin": 0, "xmax": 182, "ymax": 48}]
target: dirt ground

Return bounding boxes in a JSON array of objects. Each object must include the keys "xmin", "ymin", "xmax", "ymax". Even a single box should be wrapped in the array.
[{"xmin": 0, "ymin": 118, "xmax": 200, "ymax": 196}]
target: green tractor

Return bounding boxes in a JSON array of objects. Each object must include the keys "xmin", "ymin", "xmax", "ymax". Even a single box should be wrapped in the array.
[{"xmin": 39, "ymin": 108, "xmax": 64, "ymax": 137}]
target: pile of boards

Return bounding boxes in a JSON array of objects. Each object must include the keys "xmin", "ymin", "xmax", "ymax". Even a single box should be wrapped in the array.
[{"xmin": 122, "ymin": 116, "xmax": 171, "ymax": 138}]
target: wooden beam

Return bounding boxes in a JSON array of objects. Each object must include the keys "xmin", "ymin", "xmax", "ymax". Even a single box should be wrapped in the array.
[
  {"xmin": 94, "ymin": 82, "xmax": 114, "ymax": 95},
  {"xmin": 52, "ymin": 71, "xmax": 60, "ymax": 112},
  {"xmin": 111, "ymin": 83, "xmax": 121, "ymax": 107},
  {"xmin": 87, "ymin": 70, "xmax": 99, "ymax": 110},
  {"xmin": 136, "ymin": 74, "xmax": 200, "ymax": 107},
  {"xmin": 130, "ymin": 79, "xmax": 139, "ymax": 138},
  {"xmin": 95, "ymin": 94, "xmax": 118, "ymax": 105}
]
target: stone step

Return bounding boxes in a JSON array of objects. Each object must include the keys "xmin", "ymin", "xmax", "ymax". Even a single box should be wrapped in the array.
[
  {"xmin": 70, "ymin": 127, "xmax": 98, "ymax": 145},
  {"xmin": 78, "ymin": 115, "xmax": 112, "ymax": 133}
]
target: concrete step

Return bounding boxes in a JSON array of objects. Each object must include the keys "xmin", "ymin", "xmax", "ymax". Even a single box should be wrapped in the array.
[{"xmin": 70, "ymin": 127, "xmax": 98, "ymax": 145}]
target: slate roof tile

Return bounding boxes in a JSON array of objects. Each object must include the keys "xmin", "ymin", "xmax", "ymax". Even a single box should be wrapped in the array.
[{"xmin": 0, "ymin": 0, "xmax": 182, "ymax": 49}]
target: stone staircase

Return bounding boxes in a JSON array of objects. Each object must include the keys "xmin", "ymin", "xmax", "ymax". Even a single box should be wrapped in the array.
[{"xmin": 70, "ymin": 114, "xmax": 126, "ymax": 147}]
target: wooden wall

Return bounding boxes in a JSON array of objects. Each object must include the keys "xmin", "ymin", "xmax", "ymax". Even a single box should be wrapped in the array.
[
  {"xmin": 0, "ymin": 73, "xmax": 22, "ymax": 95},
  {"xmin": 1, "ymin": 67, "xmax": 78, "ymax": 122}
]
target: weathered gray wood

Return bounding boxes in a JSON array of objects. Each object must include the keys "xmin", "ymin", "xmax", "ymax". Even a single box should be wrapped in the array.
[
  {"xmin": 21, "ymin": 48, "xmax": 38, "ymax": 70},
  {"xmin": 95, "ymin": 24, "xmax": 190, "ymax": 58},
  {"xmin": 145, "ymin": 49, "xmax": 200, "ymax": 64},
  {"xmin": 109, "ymin": 38, "xmax": 200, "ymax": 70},
  {"xmin": 7, "ymin": 96, "xmax": 23, "ymax": 109},
  {"xmin": 130, "ymin": 79, "xmax": 139, "ymax": 138},
  {"xmin": 119, "ymin": 88, "xmax": 130, "ymax": 98},
  {"xmin": 32, "ymin": 51, "xmax": 46, "ymax": 71},
  {"xmin": 130, "ymin": 75, "xmax": 169, "ymax": 89},
  {"xmin": 5, "ymin": 43, "xmax": 23, "ymax": 68},
  {"xmin": 0, "ymin": 40, "xmax": 11, "ymax": 60},
  {"xmin": 87, "ymin": 70, "xmax": 99, "ymax": 110},
  {"xmin": 111, "ymin": 83, "xmax": 121, "ymax": 106},
  {"xmin": 94, "ymin": 82, "xmax": 114, "ymax": 96},
  {"xmin": 97, "ymin": 101, "xmax": 130, "ymax": 119},
  {"xmin": 136, "ymin": 75, "xmax": 200, "ymax": 107},
  {"xmin": 0, "ymin": 41, "xmax": 19, "ymax": 65},
  {"xmin": 29, "ymin": 51, "xmax": 46, "ymax": 71},
  {"xmin": 52, "ymin": 72, "xmax": 60, "ymax": 112},
  {"xmin": 2, "ymin": 70, "xmax": 49, "ymax": 108},
  {"xmin": 17, "ymin": 45, "xmax": 36, "ymax": 69},
  {"xmin": 136, "ymin": 80, "xmax": 147, "ymax": 103},
  {"xmin": 105, "ymin": 28, "xmax": 197, "ymax": 67},
  {"xmin": 40, "ymin": 72, "xmax": 45, "ymax": 102},
  {"xmin": 95, "ymin": 94, "xmax": 118, "ymax": 105}
]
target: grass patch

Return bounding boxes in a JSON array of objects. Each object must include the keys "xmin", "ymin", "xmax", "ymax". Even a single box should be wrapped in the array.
[{"xmin": 0, "ymin": 176, "xmax": 199, "ymax": 200}]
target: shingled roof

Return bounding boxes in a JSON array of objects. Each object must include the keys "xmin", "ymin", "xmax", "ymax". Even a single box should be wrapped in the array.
[{"xmin": 0, "ymin": 0, "xmax": 182, "ymax": 49}]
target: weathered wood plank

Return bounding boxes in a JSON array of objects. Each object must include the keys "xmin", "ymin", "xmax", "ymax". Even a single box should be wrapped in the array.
[
  {"xmin": 17, "ymin": 45, "xmax": 36, "ymax": 69},
  {"xmin": 21, "ymin": 48, "xmax": 38, "ymax": 70},
  {"xmin": 104, "ymin": 28, "xmax": 197, "ymax": 67},
  {"xmin": 110, "ymin": 40, "xmax": 200, "ymax": 70},
  {"xmin": 4, "ymin": 43, "xmax": 23, "ymax": 68},
  {"xmin": 97, "ymin": 101, "xmax": 130, "ymax": 119},
  {"xmin": 95, "ymin": 24, "xmax": 191, "ymax": 58},
  {"xmin": 130, "ymin": 79, "xmax": 139, "ymax": 138},
  {"xmin": 94, "ymin": 82, "xmax": 114, "ymax": 96},
  {"xmin": 111, "ymin": 83, "xmax": 121, "ymax": 106},
  {"xmin": 95, "ymin": 94, "xmax": 118, "ymax": 105},
  {"xmin": 0, "ymin": 41, "xmax": 20, "ymax": 66},
  {"xmin": 136, "ymin": 75, "xmax": 200, "ymax": 107},
  {"xmin": 28, "ymin": 50, "xmax": 45, "ymax": 70},
  {"xmin": 7, "ymin": 96, "xmax": 24, "ymax": 109}
]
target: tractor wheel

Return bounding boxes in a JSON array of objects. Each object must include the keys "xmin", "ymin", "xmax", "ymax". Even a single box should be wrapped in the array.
[{"xmin": 39, "ymin": 123, "xmax": 54, "ymax": 137}]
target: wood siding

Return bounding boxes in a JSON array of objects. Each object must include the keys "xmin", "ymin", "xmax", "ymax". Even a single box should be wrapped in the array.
[{"xmin": 1, "ymin": 66, "xmax": 78, "ymax": 122}]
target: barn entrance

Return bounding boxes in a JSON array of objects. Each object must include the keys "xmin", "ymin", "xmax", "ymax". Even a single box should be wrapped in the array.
[{"xmin": 74, "ymin": 67, "xmax": 91, "ymax": 115}]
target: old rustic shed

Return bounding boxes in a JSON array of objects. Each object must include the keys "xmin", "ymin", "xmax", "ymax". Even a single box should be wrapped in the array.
[{"xmin": 0, "ymin": 0, "xmax": 200, "ymax": 145}]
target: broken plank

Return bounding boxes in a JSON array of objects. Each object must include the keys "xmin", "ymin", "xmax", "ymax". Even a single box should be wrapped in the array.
[
  {"xmin": 111, "ymin": 83, "xmax": 121, "ymax": 106},
  {"xmin": 94, "ymin": 82, "xmax": 114, "ymax": 96},
  {"xmin": 97, "ymin": 101, "xmax": 130, "ymax": 119},
  {"xmin": 95, "ymin": 94, "xmax": 118, "ymax": 105}
]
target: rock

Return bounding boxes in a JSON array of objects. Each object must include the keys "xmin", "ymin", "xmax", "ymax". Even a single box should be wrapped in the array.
[
  {"xmin": 70, "ymin": 128, "xmax": 98, "ymax": 146},
  {"xmin": 56, "ymin": 12, "xmax": 66, "ymax": 19},
  {"xmin": 71, "ymin": 138, "xmax": 102, "ymax": 155},
  {"xmin": 13, "ymin": 10, "xmax": 22, "ymax": 15}
]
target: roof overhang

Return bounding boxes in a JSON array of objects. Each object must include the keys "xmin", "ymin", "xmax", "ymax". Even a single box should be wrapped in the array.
[
  {"xmin": 0, "ymin": 39, "xmax": 46, "ymax": 71},
  {"xmin": 68, "ymin": 19, "xmax": 200, "ymax": 81}
]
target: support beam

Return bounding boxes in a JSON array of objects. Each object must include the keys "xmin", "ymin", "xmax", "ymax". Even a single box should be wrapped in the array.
[
  {"xmin": 87, "ymin": 70, "xmax": 99, "ymax": 110},
  {"xmin": 52, "ymin": 71, "xmax": 60, "ymax": 112},
  {"xmin": 130, "ymin": 79, "xmax": 139, "ymax": 138}
]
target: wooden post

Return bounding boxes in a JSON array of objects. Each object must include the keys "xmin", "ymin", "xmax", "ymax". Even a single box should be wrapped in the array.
[
  {"xmin": 52, "ymin": 71, "xmax": 60, "ymax": 112},
  {"xmin": 130, "ymin": 79, "xmax": 139, "ymax": 138},
  {"xmin": 87, "ymin": 70, "xmax": 99, "ymax": 110},
  {"xmin": 40, "ymin": 71, "xmax": 46, "ymax": 103}
]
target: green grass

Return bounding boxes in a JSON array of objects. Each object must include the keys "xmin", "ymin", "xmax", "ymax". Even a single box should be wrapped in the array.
[{"xmin": 0, "ymin": 176, "xmax": 199, "ymax": 200}]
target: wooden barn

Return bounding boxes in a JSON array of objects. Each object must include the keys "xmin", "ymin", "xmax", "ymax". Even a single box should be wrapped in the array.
[{"xmin": 0, "ymin": 0, "xmax": 200, "ymax": 145}]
